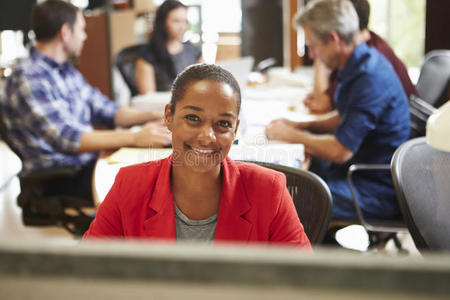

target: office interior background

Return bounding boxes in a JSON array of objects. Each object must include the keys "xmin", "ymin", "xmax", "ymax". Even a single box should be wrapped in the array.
[
  {"xmin": 0, "ymin": 0, "xmax": 449, "ymax": 241},
  {"xmin": 1, "ymin": 0, "xmax": 449, "ymax": 96},
  {"xmin": 1, "ymin": 0, "xmax": 450, "ymax": 298}
]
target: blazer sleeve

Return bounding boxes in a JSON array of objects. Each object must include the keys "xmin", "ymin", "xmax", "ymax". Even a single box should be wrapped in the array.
[
  {"xmin": 83, "ymin": 171, "xmax": 125, "ymax": 239},
  {"xmin": 269, "ymin": 173, "xmax": 312, "ymax": 250}
]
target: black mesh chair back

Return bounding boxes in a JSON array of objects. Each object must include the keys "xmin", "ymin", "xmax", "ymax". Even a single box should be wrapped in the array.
[
  {"xmin": 391, "ymin": 137, "xmax": 450, "ymax": 251},
  {"xmin": 116, "ymin": 44, "xmax": 147, "ymax": 97},
  {"xmin": 241, "ymin": 161, "xmax": 332, "ymax": 244},
  {"xmin": 416, "ymin": 50, "xmax": 450, "ymax": 108}
]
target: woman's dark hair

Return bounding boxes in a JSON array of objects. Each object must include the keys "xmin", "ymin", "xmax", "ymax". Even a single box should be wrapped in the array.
[
  {"xmin": 149, "ymin": 0, "xmax": 186, "ymax": 79},
  {"xmin": 350, "ymin": 0, "xmax": 370, "ymax": 30},
  {"xmin": 31, "ymin": 0, "xmax": 79, "ymax": 42},
  {"xmin": 170, "ymin": 64, "xmax": 241, "ymax": 115}
]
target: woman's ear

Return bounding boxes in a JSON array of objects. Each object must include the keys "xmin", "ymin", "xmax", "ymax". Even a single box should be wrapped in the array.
[
  {"xmin": 164, "ymin": 104, "xmax": 173, "ymax": 130},
  {"xmin": 234, "ymin": 119, "xmax": 240, "ymax": 136}
]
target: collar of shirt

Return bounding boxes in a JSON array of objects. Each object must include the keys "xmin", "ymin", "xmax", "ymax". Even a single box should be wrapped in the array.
[
  {"xmin": 30, "ymin": 47, "xmax": 72, "ymax": 76},
  {"xmin": 337, "ymin": 42, "xmax": 369, "ymax": 83}
]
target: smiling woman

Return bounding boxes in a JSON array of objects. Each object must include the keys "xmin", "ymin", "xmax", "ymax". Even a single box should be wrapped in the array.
[{"xmin": 84, "ymin": 64, "xmax": 311, "ymax": 250}]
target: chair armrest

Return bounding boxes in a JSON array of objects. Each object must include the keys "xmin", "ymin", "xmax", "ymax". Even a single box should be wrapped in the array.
[
  {"xmin": 346, "ymin": 163, "xmax": 395, "ymax": 232},
  {"xmin": 410, "ymin": 95, "xmax": 437, "ymax": 121}
]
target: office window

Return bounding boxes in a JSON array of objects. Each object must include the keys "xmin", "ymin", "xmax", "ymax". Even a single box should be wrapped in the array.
[{"xmin": 368, "ymin": 0, "xmax": 425, "ymax": 70}]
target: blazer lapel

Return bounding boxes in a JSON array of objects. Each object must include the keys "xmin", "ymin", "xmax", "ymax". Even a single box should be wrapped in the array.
[
  {"xmin": 215, "ymin": 157, "xmax": 252, "ymax": 242},
  {"xmin": 142, "ymin": 156, "xmax": 176, "ymax": 239}
]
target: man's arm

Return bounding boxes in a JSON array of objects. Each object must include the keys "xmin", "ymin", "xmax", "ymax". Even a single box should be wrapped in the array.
[
  {"xmin": 303, "ymin": 60, "xmax": 334, "ymax": 113},
  {"xmin": 79, "ymin": 122, "xmax": 171, "ymax": 152},
  {"xmin": 288, "ymin": 130, "xmax": 353, "ymax": 163},
  {"xmin": 265, "ymin": 112, "xmax": 353, "ymax": 163},
  {"xmin": 135, "ymin": 58, "xmax": 156, "ymax": 95},
  {"xmin": 275, "ymin": 110, "xmax": 341, "ymax": 134},
  {"xmin": 114, "ymin": 106, "xmax": 163, "ymax": 128}
]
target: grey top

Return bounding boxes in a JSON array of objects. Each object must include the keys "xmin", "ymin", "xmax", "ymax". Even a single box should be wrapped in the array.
[
  {"xmin": 174, "ymin": 203, "xmax": 218, "ymax": 242},
  {"xmin": 140, "ymin": 41, "xmax": 201, "ymax": 91}
]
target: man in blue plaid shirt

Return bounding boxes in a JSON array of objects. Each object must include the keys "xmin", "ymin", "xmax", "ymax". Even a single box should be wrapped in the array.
[{"xmin": 1, "ymin": 0, "xmax": 171, "ymax": 201}]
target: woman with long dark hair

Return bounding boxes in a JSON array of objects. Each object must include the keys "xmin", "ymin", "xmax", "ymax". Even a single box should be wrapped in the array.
[{"xmin": 135, "ymin": 0, "xmax": 202, "ymax": 94}]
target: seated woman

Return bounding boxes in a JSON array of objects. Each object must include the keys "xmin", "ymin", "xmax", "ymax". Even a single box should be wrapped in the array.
[
  {"xmin": 84, "ymin": 64, "xmax": 311, "ymax": 249},
  {"xmin": 135, "ymin": 0, "xmax": 202, "ymax": 94}
]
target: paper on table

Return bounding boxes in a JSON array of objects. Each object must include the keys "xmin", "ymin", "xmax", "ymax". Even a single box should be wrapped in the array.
[
  {"xmin": 107, "ymin": 147, "xmax": 172, "ymax": 164},
  {"xmin": 228, "ymin": 143, "xmax": 305, "ymax": 169}
]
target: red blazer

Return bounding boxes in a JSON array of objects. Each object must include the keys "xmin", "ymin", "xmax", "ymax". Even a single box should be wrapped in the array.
[{"xmin": 84, "ymin": 156, "xmax": 311, "ymax": 249}]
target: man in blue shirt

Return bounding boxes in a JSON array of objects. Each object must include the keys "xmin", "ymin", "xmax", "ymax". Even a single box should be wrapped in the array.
[
  {"xmin": 1, "ymin": 0, "xmax": 171, "ymax": 200},
  {"xmin": 265, "ymin": 0, "xmax": 410, "ymax": 223}
]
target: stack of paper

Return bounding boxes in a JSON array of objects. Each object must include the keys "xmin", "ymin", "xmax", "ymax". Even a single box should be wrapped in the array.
[{"xmin": 107, "ymin": 148, "xmax": 172, "ymax": 164}]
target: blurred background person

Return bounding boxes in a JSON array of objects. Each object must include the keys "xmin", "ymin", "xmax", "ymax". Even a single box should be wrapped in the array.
[
  {"xmin": 304, "ymin": 0, "xmax": 417, "ymax": 113},
  {"xmin": 1, "ymin": 0, "xmax": 170, "ymax": 202},
  {"xmin": 135, "ymin": 0, "xmax": 203, "ymax": 94},
  {"xmin": 265, "ymin": 0, "xmax": 410, "ymax": 242}
]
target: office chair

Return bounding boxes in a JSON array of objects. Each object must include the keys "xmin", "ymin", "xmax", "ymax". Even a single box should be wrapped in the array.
[
  {"xmin": 343, "ymin": 164, "xmax": 408, "ymax": 250},
  {"xmin": 336, "ymin": 93, "xmax": 437, "ymax": 250},
  {"xmin": 240, "ymin": 161, "xmax": 332, "ymax": 244},
  {"xmin": 415, "ymin": 49, "xmax": 450, "ymax": 108},
  {"xmin": 409, "ymin": 95, "xmax": 437, "ymax": 138},
  {"xmin": 254, "ymin": 57, "xmax": 277, "ymax": 73},
  {"xmin": 0, "ymin": 105, "xmax": 94, "ymax": 236},
  {"xmin": 391, "ymin": 137, "xmax": 450, "ymax": 251},
  {"xmin": 116, "ymin": 44, "xmax": 147, "ymax": 97}
]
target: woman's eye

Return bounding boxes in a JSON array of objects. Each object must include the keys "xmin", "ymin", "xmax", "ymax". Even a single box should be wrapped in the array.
[
  {"xmin": 217, "ymin": 120, "xmax": 232, "ymax": 128},
  {"xmin": 185, "ymin": 114, "xmax": 200, "ymax": 122}
]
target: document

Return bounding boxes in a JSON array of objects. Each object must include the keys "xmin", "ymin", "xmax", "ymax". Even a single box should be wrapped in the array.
[{"xmin": 107, "ymin": 148, "xmax": 172, "ymax": 164}]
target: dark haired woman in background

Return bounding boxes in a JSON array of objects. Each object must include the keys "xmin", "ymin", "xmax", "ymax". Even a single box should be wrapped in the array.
[
  {"xmin": 84, "ymin": 64, "xmax": 311, "ymax": 250},
  {"xmin": 135, "ymin": 0, "xmax": 202, "ymax": 94}
]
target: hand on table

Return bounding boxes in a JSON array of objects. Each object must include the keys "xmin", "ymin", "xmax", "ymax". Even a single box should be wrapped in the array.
[
  {"xmin": 265, "ymin": 119, "xmax": 306, "ymax": 143},
  {"xmin": 134, "ymin": 122, "xmax": 172, "ymax": 148},
  {"xmin": 303, "ymin": 93, "xmax": 332, "ymax": 114}
]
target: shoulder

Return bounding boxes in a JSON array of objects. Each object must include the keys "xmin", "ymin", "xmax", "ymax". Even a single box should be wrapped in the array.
[
  {"xmin": 368, "ymin": 31, "xmax": 397, "ymax": 58},
  {"xmin": 232, "ymin": 160, "xmax": 286, "ymax": 189},
  {"xmin": 182, "ymin": 41, "xmax": 201, "ymax": 56},
  {"xmin": 109, "ymin": 158, "xmax": 169, "ymax": 201},
  {"xmin": 139, "ymin": 45, "xmax": 156, "ymax": 64},
  {"xmin": 12, "ymin": 55, "xmax": 47, "ymax": 80},
  {"xmin": 6, "ymin": 58, "xmax": 51, "ymax": 99},
  {"xmin": 351, "ymin": 44, "xmax": 397, "ymax": 86},
  {"xmin": 116, "ymin": 158, "xmax": 166, "ymax": 184}
]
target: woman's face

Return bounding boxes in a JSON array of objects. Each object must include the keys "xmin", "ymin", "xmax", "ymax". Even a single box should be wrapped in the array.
[
  {"xmin": 165, "ymin": 7, "xmax": 188, "ymax": 41},
  {"xmin": 165, "ymin": 80, "xmax": 240, "ymax": 174}
]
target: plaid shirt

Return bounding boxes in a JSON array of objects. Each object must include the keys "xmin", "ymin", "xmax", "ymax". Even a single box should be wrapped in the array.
[{"xmin": 1, "ymin": 47, "xmax": 119, "ymax": 174}]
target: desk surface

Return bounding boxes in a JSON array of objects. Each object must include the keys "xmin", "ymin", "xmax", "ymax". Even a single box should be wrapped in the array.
[{"xmin": 2, "ymin": 237, "xmax": 450, "ymax": 298}]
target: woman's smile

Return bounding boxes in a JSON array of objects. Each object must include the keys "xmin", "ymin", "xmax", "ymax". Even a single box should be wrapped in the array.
[{"xmin": 187, "ymin": 144, "xmax": 221, "ymax": 156}]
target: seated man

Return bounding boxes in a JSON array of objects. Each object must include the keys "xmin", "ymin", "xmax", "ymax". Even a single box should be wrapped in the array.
[
  {"xmin": 1, "ymin": 0, "xmax": 171, "ymax": 201},
  {"xmin": 305, "ymin": 0, "xmax": 417, "ymax": 113},
  {"xmin": 265, "ymin": 0, "xmax": 410, "ymax": 223}
]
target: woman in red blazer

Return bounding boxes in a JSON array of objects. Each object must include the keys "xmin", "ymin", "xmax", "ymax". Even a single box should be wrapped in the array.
[{"xmin": 84, "ymin": 64, "xmax": 311, "ymax": 249}]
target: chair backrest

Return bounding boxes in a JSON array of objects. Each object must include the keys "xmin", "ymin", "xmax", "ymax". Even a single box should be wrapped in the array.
[
  {"xmin": 116, "ymin": 44, "xmax": 147, "ymax": 97},
  {"xmin": 409, "ymin": 95, "xmax": 437, "ymax": 138},
  {"xmin": 391, "ymin": 137, "xmax": 450, "ymax": 251},
  {"xmin": 416, "ymin": 49, "xmax": 450, "ymax": 108},
  {"xmin": 241, "ymin": 161, "xmax": 332, "ymax": 244}
]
